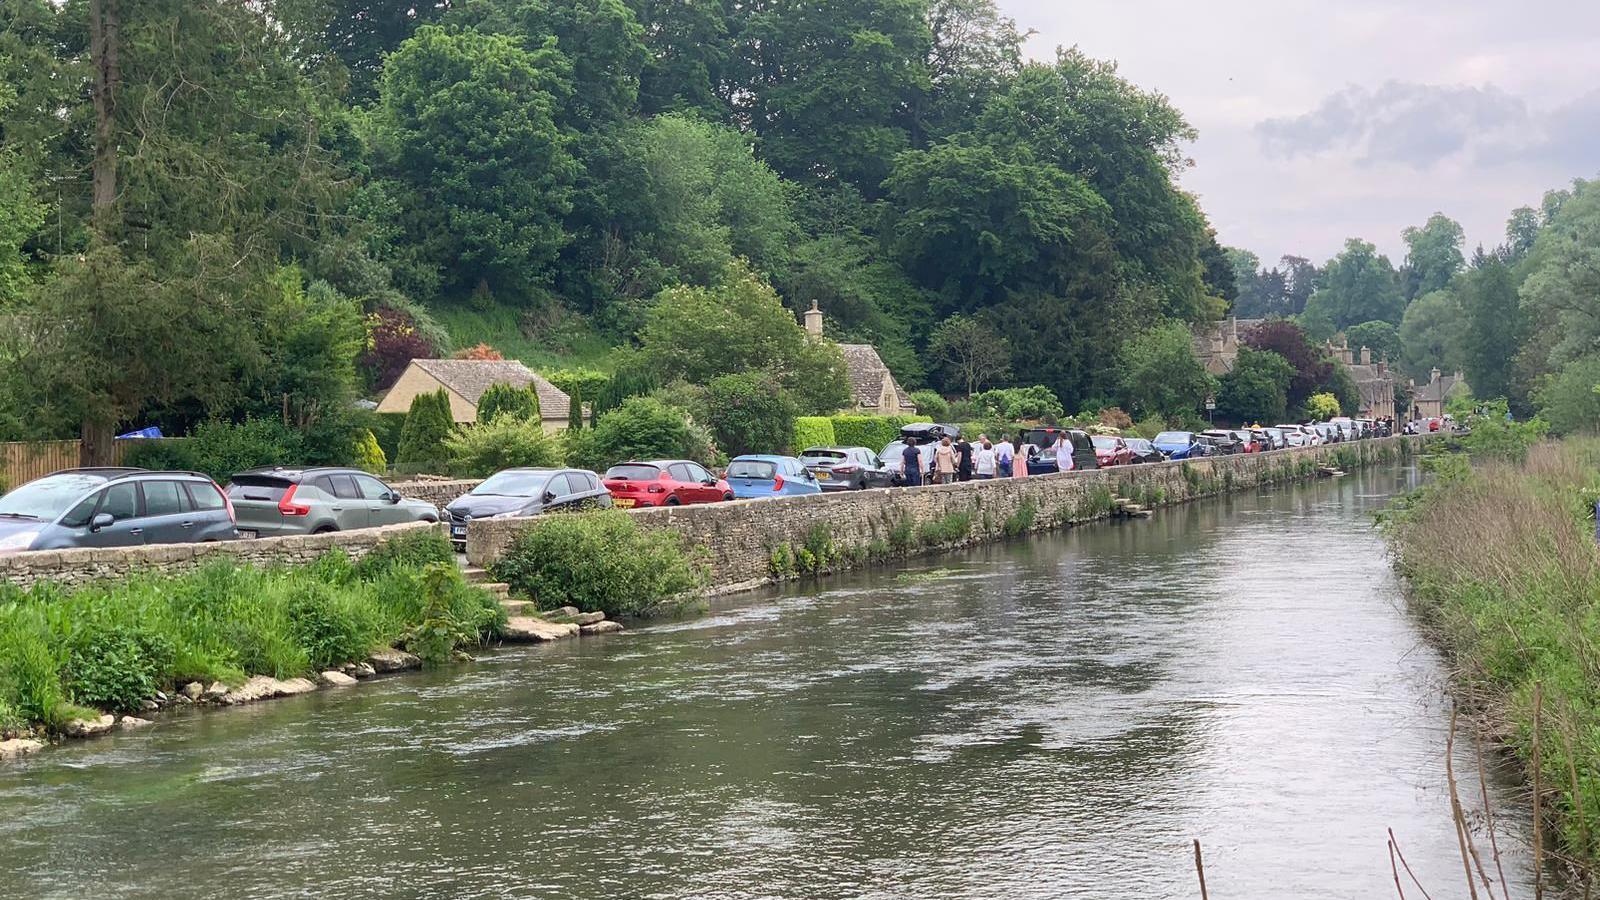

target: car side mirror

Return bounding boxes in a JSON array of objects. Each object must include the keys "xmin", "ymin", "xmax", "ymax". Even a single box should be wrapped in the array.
[
  {"xmin": 91, "ymin": 512, "xmax": 114, "ymax": 532},
  {"xmin": 385, "ymin": 491, "xmax": 401, "ymax": 504},
  {"xmin": 702, "ymin": 478, "xmax": 717, "ymax": 486},
  {"xmin": 542, "ymin": 491, "xmax": 556, "ymax": 503}
]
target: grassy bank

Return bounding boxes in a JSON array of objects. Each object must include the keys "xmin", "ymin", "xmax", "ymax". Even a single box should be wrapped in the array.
[
  {"xmin": 1385, "ymin": 438, "xmax": 1600, "ymax": 874},
  {"xmin": 0, "ymin": 531, "xmax": 505, "ymax": 738}
]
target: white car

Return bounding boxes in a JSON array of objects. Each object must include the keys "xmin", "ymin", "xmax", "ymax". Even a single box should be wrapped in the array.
[{"xmin": 1275, "ymin": 424, "xmax": 1316, "ymax": 446}]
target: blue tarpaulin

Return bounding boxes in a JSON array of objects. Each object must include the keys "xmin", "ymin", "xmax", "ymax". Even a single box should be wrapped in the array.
[{"xmin": 115, "ymin": 426, "xmax": 164, "ymax": 439}]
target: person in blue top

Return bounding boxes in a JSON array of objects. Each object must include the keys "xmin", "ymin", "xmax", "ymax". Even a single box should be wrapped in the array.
[{"xmin": 900, "ymin": 438, "xmax": 923, "ymax": 488}]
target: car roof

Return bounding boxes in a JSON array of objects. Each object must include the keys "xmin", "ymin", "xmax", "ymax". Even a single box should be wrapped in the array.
[
  {"xmin": 235, "ymin": 465, "xmax": 368, "ymax": 480},
  {"xmin": 731, "ymin": 454, "xmax": 796, "ymax": 463},
  {"xmin": 46, "ymin": 467, "xmax": 211, "ymax": 481},
  {"xmin": 801, "ymin": 446, "xmax": 869, "ymax": 453}
]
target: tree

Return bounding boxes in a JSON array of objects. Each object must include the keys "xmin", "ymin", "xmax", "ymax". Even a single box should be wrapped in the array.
[
  {"xmin": 1217, "ymin": 348, "xmax": 1293, "ymax": 424},
  {"xmin": 1343, "ymin": 320, "xmax": 1402, "ymax": 364},
  {"xmin": 1301, "ymin": 239, "xmax": 1405, "ymax": 332},
  {"xmin": 277, "ymin": 0, "xmax": 455, "ymax": 101},
  {"xmin": 577, "ymin": 396, "xmax": 707, "ymax": 468},
  {"xmin": 443, "ymin": 415, "xmax": 563, "ymax": 477},
  {"xmin": 1242, "ymin": 319, "xmax": 1334, "ymax": 413},
  {"xmin": 922, "ymin": 0, "xmax": 1023, "ymax": 139},
  {"xmin": 477, "ymin": 383, "xmax": 541, "ymax": 424},
  {"xmin": 703, "ymin": 372, "xmax": 797, "ymax": 456},
  {"xmin": 1398, "ymin": 289, "xmax": 1466, "ymax": 382},
  {"xmin": 628, "ymin": 0, "xmax": 728, "ymax": 117},
  {"xmin": 1116, "ymin": 321, "xmax": 1217, "ymax": 421},
  {"xmin": 1454, "ymin": 256, "xmax": 1524, "ymax": 401},
  {"xmin": 1400, "ymin": 213, "xmax": 1465, "ymax": 301},
  {"xmin": 908, "ymin": 389, "xmax": 948, "ymax": 420},
  {"xmin": 396, "ymin": 389, "xmax": 456, "ymax": 473},
  {"xmin": 926, "ymin": 314, "xmax": 1012, "ymax": 396},
  {"xmin": 367, "ymin": 26, "xmax": 576, "ymax": 302},
  {"xmin": 638, "ymin": 263, "xmax": 849, "ymax": 413},
  {"xmin": 1306, "ymin": 392, "xmax": 1341, "ymax": 420},
  {"xmin": 1533, "ymin": 355, "xmax": 1600, "ymax": 435},
  {"xmin": 1520, "ymin": 179, "xmax": 1600, "ymax": 374}
]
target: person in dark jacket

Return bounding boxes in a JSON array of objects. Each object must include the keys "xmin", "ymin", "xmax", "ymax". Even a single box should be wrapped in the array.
[
  {"xmin": 955, "ymin": 436, "xmax": 974, "ymax": 482},
  {"xmin": 900, "ymin": 438, "xmax": 923, "ymax": 487}
]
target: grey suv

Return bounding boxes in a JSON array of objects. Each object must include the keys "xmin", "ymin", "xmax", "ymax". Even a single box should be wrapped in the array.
[
  {"xmin": 226, "ymin": 467, "xmax": 440, "ymax": 538},
  {"xmin": 0, "ymin": 468, "xmax": 237, "ymax": 552}
]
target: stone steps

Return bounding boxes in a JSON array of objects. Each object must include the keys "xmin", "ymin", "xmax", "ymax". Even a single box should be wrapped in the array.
[{"xmin": 461, "ymin": 566, "xmax": 493, "ymax": 584}]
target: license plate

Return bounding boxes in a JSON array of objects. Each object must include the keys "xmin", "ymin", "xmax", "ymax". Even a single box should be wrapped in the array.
[
  {"xmin": 614, "ymin": 498, "xmax": 636, "ymax": 508},
  {"xmin": 451, "ymin": 526, "xmax": 467, "ymax": 538},
  {"xmin": 815, "ymin": 471, "xmax": 830, "ymax": 479},
  {"xmin": 238, "ymin": 529, "xmax": 258, "ymax": 539}
]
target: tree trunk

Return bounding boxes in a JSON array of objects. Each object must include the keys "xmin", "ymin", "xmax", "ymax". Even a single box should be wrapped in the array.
[
  {"xmin": 79, "ymin": 418, "xmax": 116, "ymax": 468},
  {"xmin": 88, "ymin": 0, "xmax": 120, "ymax": 235}
]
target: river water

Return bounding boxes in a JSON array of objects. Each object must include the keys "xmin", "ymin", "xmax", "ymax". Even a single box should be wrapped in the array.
[{"xmin": 0, "ymin": 463, "xmax": 1535, "ymax": 899}]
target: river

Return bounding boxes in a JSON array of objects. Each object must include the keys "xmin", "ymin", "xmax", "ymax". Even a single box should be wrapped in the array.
[{"xmin": 0, "ymin": 462, "xmax": 1535, "ymax": 899}]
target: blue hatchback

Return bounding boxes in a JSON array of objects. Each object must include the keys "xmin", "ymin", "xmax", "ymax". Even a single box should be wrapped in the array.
[
  {"xmin": 1152, "ymin": 431, "xmax": 1204, "ymax": 460},
  {"xmin": 725, "ymin": 455, "xmax": 822, "ymax": 499}
]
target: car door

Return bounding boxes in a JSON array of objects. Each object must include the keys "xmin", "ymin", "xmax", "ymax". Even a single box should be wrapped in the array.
[
  {"xmin": 542, "ymin": 473, "xmax": 575, "ymax": 512},
  {"xmin": 138, "ymin": 479, "xmax": 196, "ymax": 544},
  {"xmin": 354, "ymin": 474, "xmax": 404, "ymax": 526},
  {"xmin": 682, "ymin": 463, "xmax": 716, "ymax": 502},
  {"xmin": 665, "ymin": 464, "xmax": 695, "ymax": 503},
  {"xmin": 324, "ymin": 473, "xmax": 369, "ymax": 530},
  {"xmin": 81, "ymin": 482, "xmax": 146, "ymax": 547}
]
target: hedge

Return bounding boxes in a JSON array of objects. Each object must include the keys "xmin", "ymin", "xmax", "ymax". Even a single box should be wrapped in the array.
[{"xmin": 791, "ymin": 417, "xmax": 836, "ymax": 452}]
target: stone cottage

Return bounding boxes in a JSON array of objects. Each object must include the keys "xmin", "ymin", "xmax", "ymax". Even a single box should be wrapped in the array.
[
  {"xmin": 802, "ymin": 302, "xmax": 918, "ymax": 416},
  {"xmin": 376, "ymin": 359, "xmax": 572, "ymax": 433}
]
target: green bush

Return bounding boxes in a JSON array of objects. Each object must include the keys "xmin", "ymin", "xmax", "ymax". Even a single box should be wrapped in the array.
[
  {"xmin": 371, "ymin": 413, "xmax": 408, "ymax": 462},
  {"xmin": 909, "ymin": 389, "xmax": 949, "ymax": 420},
  {"xmin": 791, "ymin": 416, "xmax": 836, "ymax": 452},
  {"xmin": 704, "ymin": 372, "xmax": 796, "ymax": 456},
  {"xmin": 396, "ymin": 388, "xmax": 455, "ymax": 474},
  {"xmin": 970, "ymin": 386, "xmax": 1063, "ymax": 421},
  {"xmin": 830, "ymin": 416, "xmax": 901, "ymax": 451},
  {"xmin": 574, "ymin": 396, "xmax": 711, "ymax": 470},
  {"xmin": 62, "ymin": 620, "xmax": 176, "ymax": 713},
  {"xmin": 443, "ymin": 416, "xmax": 563, "ymax": 477},
  {"xmin": 353, "ymin": 428, "xmax": 387, "ymax": 474},
  {"xmin": 123, "ymin": 418, "xmax": 305, "ymax": 483},
  {"xmin": 489, "ymin": 510, "xmax": 704, "ymax": 618},
  {"xmin": 352, "ymin": 528, "xmax": 455, "ymax": 581},
  {"xmin": 476, "ymin": 382, "xmax": 540, "ymax": 424}
]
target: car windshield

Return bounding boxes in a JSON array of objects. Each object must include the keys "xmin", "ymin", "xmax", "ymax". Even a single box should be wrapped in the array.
[
  {"xmin": 800, "ymin": 449, "xmax": 848, "ymax": 463},
  {"xmin": 727, "ymin": 460, "xmax": 777, "ymax": 480},
  {"xmin": 1154, "ymin": 432, "xmax": 1190, "ymax": 445},
  {"xmin": 471, "ymin": 471, "xmax": 551, "ymax": 497},
  {"xmin": 1126, "ymin": 440, "xmax": 1149, "ymax": 451},
  {"xmin": 604, "ymin": 464, "xmax": 660, "ymax": 481},
  {"xmin": 0, "ymin": 473, "xmax": 107, "ymax": 520},
  {"xmin": 1090, "ymin": 436, "xmax": 1118, "ymax": 449},
  {"xmin": 226, "ymin": 475, "xmax": 292, "ymax": 501}
]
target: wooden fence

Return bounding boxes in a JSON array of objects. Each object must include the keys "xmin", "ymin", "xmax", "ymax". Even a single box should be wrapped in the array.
[{"xmin": 0, "ymin": 440, "xmax": 142, "ymax": 490}]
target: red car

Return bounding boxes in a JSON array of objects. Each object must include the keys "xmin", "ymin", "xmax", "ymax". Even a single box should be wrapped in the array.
[
  {"xmin": 1090, "ymin": 435, "xmax": 1137, "ymax": 467},
  {"xmin": 602, "ymin": 460, "xmax": 732, "ymax": 508}
]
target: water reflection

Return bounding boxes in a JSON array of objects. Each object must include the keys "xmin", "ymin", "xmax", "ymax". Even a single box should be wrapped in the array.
[{"xmin": 0, "ymin": 464, "xmax": 1535, "ymax": 899}]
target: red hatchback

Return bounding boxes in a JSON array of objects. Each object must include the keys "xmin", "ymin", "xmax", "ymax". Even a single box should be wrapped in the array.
[
  {"xmin": 1090, "ymin": 435, "xmax": 1137, "ymax": 467},
  {"xmin": 602, "ymin": 460, "xmax": 732, "ymax": 508}
]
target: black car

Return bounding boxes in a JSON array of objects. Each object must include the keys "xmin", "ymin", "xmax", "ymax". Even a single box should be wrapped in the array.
[
  {"xmin": 1123, "ymin": 437, "xmax": 1165, "ymax": 464},
  {"xmin": 1022, "ymin": 427, "xmax": 1099, "ymax": 474},
  {"xmin": 799, "ymin": 446, "xmax": 895, "ymax": 491},
  {"xmin": 443, "ymin": 467, "xmax": 612, "ymax": 550},
  {"xmin": 1195, "ymin": 433, "xmax": 1242, "ymax": 455}
]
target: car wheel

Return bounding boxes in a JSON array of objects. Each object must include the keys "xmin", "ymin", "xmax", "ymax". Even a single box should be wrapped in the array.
[
  {"xmin": 312, "ymin": 525, "xmax": 338, "ymax": 534},
  {"xmin": 666, "ymin": 496, "xmax": 681, "ymax": 506},
  {"xmin": 723, "ymin": 492, "xmax": 735, "ymax": 502}
]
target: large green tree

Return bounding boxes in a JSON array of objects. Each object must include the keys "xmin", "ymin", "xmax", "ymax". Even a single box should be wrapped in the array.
[
  {"xmin": 1398, "ymin": 289, "xmax": 1466, "ymax": 381},
  {"xmin": 1454, "ymin": 253, "xmax": 1525, "ymax": 402},
  {"xmin": 926, "ymin": 313, "xmax": 1012, "ymax": 396},
  {"xmin": 1116, "ymin": 321, "xmax": 1217, "ymax": 421},
  {"xmin": 1217, "ymin": 348, "xmax": 1293, "ymax": 424},
  {"xmin": 1399, "ymin": 213, "xmax": 1465, "ymax": 301},
  {"xmin": 1300, "ymin": 238, "xmax": 1405, "ymax": 335}
]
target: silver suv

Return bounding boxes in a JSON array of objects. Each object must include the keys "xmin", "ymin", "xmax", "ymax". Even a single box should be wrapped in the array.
[
  {"xmin": 226, "ymin": 467, "xmax": 440, "ymax": 538},
  {"xmin": 0, "ymin": 468, "xmax": 238, "ymax": 552}
]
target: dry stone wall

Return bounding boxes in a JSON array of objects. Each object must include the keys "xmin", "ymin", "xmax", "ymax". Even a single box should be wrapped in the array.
[
  {"xmin": 0, "ymin": 522, "xmax": 445, "ymax": 591},
  {"xmin": 469, "ymin": 436, "xmax": 1426, "ymax": 591},
  {"xmin": 388, "ymin": 478, "xmax": 481, "ymax": 508}
]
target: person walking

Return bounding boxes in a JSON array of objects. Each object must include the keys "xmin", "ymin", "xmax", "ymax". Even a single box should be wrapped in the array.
[
  {"xmin": 955, "ymin": 435, "xmax": 975, "ymax": 482},
  {"xmin": 994, "ymin": 434, "xmax": 1015, "ymax": 479},
  {"xmin": 1054, "ymin": 432, "xmax": 1075, "ymax": 472},
  {"xmin": 975, "ymin": 437, "xmax": 996, "ymax": 479},
  {"xmin": 933, "ymin": 436, "xmax": 957, "ymax": 484},
  {"xmin": 900, "ymin": 438, "xmax": 923, "ymax": 488}
]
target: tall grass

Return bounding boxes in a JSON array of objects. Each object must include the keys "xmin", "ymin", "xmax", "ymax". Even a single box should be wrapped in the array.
[
  {"xmin": 0, "ymin": 531, "xmax": 504, "ymax": 736},
  {"xmin": 1386, "ymin": 438, "xmax": 1600, "ymax": 874}
]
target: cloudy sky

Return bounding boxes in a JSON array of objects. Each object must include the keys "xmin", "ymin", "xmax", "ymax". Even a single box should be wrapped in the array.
[{"xmin": 1000, "ymin": 0, "xmax": 1600, "ymax": 265}]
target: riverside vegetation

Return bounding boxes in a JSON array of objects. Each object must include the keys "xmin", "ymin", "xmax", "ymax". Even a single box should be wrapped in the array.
[
  {"xmin": 1385, "ymin": 432, "xmax": 1600, "ymax": 881},
  {"xmin": 0, "ymin": 532, "xmax": 504, "ymax": 738}
]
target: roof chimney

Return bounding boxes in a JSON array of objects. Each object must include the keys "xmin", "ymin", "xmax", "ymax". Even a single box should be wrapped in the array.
[
  {"xmin": 1360, "ymin": 346, "xmax": 1371, "ymax": 365},
  {"xmin": 1430, "ymin": 366, "xmax": 1442, "ymax": 384},
  {"xmin": 1377, "ymin": 355, "xmax": 1387, "ymax": 376},
  {"xmin": 803, "ymin": 300, "xmax": 823, "ymax": 337}
]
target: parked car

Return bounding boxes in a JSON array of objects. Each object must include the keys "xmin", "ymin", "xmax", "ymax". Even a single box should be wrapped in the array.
[
  {"xmin": 879, "ymin": 440, "xmax": 931, "ymax": 484},
  {"xmin": 1254, "ymin": 427, "xmax": 1288, "ymax": 450},
  {"xmin": 602, "ymin": 460, "xmax": 731, "ymax": 508},
  {"xmin": 1197, "ymin": 432, "xmax": 1244, "ymax": 455},
  {"xmin": 0, "ymin": 468, "xmax": 236, "ymax": 553},
  {"xmin": 1227, "ymin": 429, "xmax": 1263, "ymax": 453},
  {"xmin": 1201, "ymin": 430, "xmax": 1246, "ymax": 454},
  {"xmin": 1090, "ymin": 434, "xmax": 1136, "ymax": 467},
  {"xmin": 1152, "ymin": 431, "xmax": 1204, "ymax": 460},
  {"xmin": 1022, "ymin": 427, "xmax": 1098, "ymax": 474},
  {"xmin": 444, "ymin": 468, "xmax": 612, "ymax": 550},
  {"xmin": 1123, "ymin": 437, "xmax": 1165, "ymax": 464},
  {"xmin": 227, "ymin": 467, "xmax": 439, "ymax": 538},
  {"xmin": 1314, "ymin": 422, "xmax": 1342, "ymax": 443},
  {"xmin": 725, "ymin": 455, "xmax": 822, "ymax": 499},
  {"xmin": 1272, "ymin": 426, "xmax": 1308, "ymax": 448},
  {"xmin": 799, "ymin": 446, "xmax": 894, "ymax": 491},
  {"xmin": 1277, "ymin": 424, "xmax": 1318, "ymax": 446}
]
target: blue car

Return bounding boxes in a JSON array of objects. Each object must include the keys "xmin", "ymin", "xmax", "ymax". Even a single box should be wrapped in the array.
[
  {"xmin": 1152, "ymin": 431, "xmax": 1205, "ymax": 460},
  {"xmin": 725, "ymin": 455, "xmax": 822, "ymax": 499}
]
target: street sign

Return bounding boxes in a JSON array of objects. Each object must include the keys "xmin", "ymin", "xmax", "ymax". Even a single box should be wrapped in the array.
[{"xmin": 1204, "ymin": 398, "xmax": 1216, "ymax": 411}]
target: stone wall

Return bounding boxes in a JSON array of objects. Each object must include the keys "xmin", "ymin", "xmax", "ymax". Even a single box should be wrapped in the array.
[
  {"xmin": 388, "ymin": 478, "xmax": 482, "ymax": 508},
  {"xmin": 0, "ymin": 522, "xmax": 445, "ymax": 591},
  {"xmin": 468, "ymin": 436, "xmax": 1425, "ymax": 591}
]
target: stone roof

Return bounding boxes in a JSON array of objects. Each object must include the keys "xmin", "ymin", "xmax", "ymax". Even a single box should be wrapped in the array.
[
  {"xmin": 410, "ymin": 359, "xmax": 570, "ymax": 419},
  {"xmin": 837, "ymin": 343, "xmax": 915, "ymax": 411},
  {"xmin": 1413, "ymin": 373, "xmax": 1467, "ymax": 404}
]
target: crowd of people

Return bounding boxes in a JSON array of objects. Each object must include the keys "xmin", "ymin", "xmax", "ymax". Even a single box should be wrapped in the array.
[{"xmin": 898, "ymin": 433, "xmax": 1075, "ymax": 487}]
